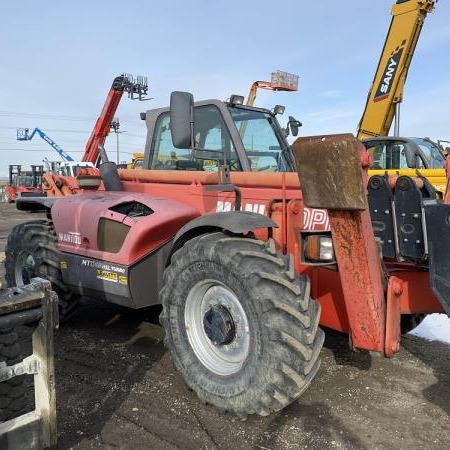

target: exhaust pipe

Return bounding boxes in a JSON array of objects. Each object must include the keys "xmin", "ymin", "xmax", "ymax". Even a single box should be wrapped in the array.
[{"xmin": 98, "ymin": 145, "xmax": 124, "ymax": 192}]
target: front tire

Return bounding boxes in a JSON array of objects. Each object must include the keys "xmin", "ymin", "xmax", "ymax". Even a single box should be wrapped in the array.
[
  {"xmin": 5, "ymin": 220, "xmax": 79, "ymax": 321},
  {"xmin": 160, "ymin": 232, "xmax": 324, "ymax": 417}
]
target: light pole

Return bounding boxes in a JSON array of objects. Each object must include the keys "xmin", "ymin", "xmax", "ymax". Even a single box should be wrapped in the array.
[{"xmin": 110, "ymin": 117, "xmax": 120, "ymax": 164}]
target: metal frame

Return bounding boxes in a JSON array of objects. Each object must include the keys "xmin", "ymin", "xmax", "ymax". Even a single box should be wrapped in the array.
[{"xmin": 0, "ymin": 278, "xmax": 58, "ymax": 450}]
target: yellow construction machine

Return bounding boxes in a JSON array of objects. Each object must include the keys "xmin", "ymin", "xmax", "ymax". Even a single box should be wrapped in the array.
[{"xmin": 358, "ymin": 0, "xmax": 446, "ymax": 194}]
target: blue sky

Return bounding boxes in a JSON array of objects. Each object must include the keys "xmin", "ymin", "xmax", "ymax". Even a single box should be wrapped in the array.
[{"xmin": 1, "ymin": 0, "xmax": 449, "ymax": 177}]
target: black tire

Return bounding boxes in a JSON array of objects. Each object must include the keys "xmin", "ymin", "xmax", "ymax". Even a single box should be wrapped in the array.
[
  {"xmin": 160, "ymin": 232, "xmax": 324, "ymax": 417},
  {"xmin": 0, "ymin": 327, "xmax": 27, "ymax": 422},
  {"xmin": 5, "ymin": 220, "xmax": 79, "ymax": 321}
]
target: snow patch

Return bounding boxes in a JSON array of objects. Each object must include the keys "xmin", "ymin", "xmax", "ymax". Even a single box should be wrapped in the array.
[{"xmin": 409, "ymin": 313, "xmax": 450, "ymax": 346}]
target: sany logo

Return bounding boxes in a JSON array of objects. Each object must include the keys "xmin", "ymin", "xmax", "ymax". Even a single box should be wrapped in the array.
[
  {"xmin": 380, "ymin": 58, "xmax": 397, "ymax": 93},
  {"xmin": 58, "ymin": 231, "xmax": 81, "ymax": 245},
  {"xmin": 373, "ymin": 41, "xmax": 405, "ymax": 102}
]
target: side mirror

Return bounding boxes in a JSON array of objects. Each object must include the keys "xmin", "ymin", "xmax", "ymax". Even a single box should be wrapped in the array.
[
  {"xmin": 285, "ymin": 116, "xmax": 302, "ymax": 137},
  {"xmin": 170, "ymin": 91, "xmax": 194, "ymax": 148}
]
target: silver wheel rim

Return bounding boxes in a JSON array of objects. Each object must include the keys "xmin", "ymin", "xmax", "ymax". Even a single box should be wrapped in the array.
[
  {"xmin": 14, "ymin": 250, "xmax": 36, "ymax": 286},
  {"xmin": 185, "ymin": 280, "xmax": 250, "ymax": 376}
]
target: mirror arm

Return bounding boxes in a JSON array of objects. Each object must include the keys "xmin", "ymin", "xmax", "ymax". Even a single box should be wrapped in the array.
[
  {"xmin": 205, "ymin": 182, "xmax": 242, "ymax": 212},
  {"xmin": 190, "ymin": 103, "xmax": 195, "ymax": 151}
]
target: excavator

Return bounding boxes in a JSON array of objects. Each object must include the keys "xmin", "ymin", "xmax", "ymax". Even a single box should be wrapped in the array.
[
  {"xmin": 357, "ymin": 0, "xmax": 446, "ymax": 193},
  {"xmin": 357, "ymin": 0, "xmax": 436, "ymax": 140}
]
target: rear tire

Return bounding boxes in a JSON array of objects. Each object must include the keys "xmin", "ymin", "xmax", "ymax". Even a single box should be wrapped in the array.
[
  {"xmin": 160, "ymin": 232, "xmax": 324, "ymax": 417},
  {"xmin": 0, "ymin": 328, "xmax": 27, "ymax": 422},
  {"xmin": 5, "ymin": 220, "xmax": 79, "ymax": 321}
]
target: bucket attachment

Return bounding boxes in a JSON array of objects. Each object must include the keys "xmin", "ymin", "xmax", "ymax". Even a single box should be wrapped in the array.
[
  {"xmin": 292, "ymin": 134, "xmax": 386, "ymax": 353},
  {"xmin": 291, "ymin": 134, "xmax": 367, "ymax": 210}
]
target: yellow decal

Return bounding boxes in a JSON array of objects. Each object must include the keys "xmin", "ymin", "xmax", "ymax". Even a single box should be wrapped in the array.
[
  {"xmin": 118, "ymin": 275, "xmax": 128, "ymax": 285},
  {"xmin": 96, "ymin": 269, "xmax": 118, "ymax": 282},
  {"xmin": 60, "ymin": 261, "xmax": 68, "ymax": 269}
]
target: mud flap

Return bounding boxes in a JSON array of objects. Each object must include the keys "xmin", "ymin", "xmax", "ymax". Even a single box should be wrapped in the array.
[{"xmin": 423, "ymin": 201, "xmax": 450, "ymax": 316}]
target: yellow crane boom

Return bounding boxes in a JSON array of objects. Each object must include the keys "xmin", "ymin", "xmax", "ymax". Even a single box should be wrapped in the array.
[{"xmin": 357, "ymin": 0, "xmax": 436, "ymax": 140}]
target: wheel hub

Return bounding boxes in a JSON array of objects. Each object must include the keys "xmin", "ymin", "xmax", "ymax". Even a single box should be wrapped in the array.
[
  {"xmin": 184, "ymin": 281, "xmax": 250, "ymax": 376},
  {"xmin": 203, "ymin": 305, "xmax": 236, "ymax": 345}
]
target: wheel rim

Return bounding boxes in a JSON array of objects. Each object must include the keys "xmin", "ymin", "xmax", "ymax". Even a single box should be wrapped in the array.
[
  {"xmin": 185, "ymin": 280, "xmax": 250, "ymax": 376},
  {"xmin": 14, "ymin": 250, "xmax": 36, "ymax": 286}
]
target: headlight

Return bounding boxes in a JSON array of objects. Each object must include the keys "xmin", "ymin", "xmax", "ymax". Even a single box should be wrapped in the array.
[{"xmin": 304, "ymin": 235, "xmax": 335, "ymax": 263}]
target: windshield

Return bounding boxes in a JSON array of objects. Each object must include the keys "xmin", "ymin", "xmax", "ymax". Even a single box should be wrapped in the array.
[
  {"xmin": 228, "ymin": 106, "xmax": 293, "ymax": 172},
  {"xmin": 411, "ymin": 138, "xmax": 445, "ymax": 169}
]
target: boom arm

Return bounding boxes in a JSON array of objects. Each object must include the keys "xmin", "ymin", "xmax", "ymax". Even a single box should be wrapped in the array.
[
  {"xmin": 83, "ymin": 74, "xmax": 148, "ymax": 164},
  {"xmin": 357, "ymin": 0, "xmax": 435, "ymax": 140},
  {"xmin": 17, "ymin": 128, "xmax": 74, "ymax": 162},
  {"xmin": 246, "ymin": 71, "xmax": 299, "ymax": 106},
  {"xmin": 247, "ymin": 81, "xmax": 276, "ymax": 107}
]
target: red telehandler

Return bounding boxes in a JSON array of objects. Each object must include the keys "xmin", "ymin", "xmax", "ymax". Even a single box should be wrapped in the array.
[
  {"xmin": 5, "ymin": 89, "xmax": 449, "ymax": 418},
  {"xmin": 41, "ymin": 73, "xmax": 148, "ymax": 197}
]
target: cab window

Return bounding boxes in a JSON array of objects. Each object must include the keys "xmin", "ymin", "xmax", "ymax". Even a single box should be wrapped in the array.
[
  {"xmin": 229, "ymin": 107, "xmax": 286, "ymax": 172},
  {"xmin": 151, "ymin": 106, "xmax": 240, "ymax": 171},
  {"xmin": 366, "ymin": 141, "xmax": 408, "ymax": 170},
  {"xmin": 415, "ymin": 142, "xmax": 444, "ymax": 169}
]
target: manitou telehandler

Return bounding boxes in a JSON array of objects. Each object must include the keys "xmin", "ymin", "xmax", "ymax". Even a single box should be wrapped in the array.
[{"xmin": 4, "ymin": 90, "xmax": 449, "ymax": 418}]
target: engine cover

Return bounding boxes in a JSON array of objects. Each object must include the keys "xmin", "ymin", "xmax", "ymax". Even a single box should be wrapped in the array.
[{"xmin": 52, "ymin": 191, "xmax": 199, "ymax": 265}]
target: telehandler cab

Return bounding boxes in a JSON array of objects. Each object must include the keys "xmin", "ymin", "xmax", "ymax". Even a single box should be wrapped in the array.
[{"xmin": 5, "ymin": 91, "xmax": 449, "ymax": 417}]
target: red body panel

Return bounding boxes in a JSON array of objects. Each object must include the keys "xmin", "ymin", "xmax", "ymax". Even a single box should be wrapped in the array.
[
  {"xmin": 5, "ymin": 186, "xmax": 17, "ymax": 202},
  {"xmin": 52, "ymin": 192, "xmax": 199, "ymax": 265},
  {"xmin": 6, "ymin": 185, "xmax": 42, "ymax": 202}
]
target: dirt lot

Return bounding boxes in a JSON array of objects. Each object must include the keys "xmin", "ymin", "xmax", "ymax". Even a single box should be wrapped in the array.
[{"xmin": 1, "ymin": 201, "xmax": 449, "ymax": 449}]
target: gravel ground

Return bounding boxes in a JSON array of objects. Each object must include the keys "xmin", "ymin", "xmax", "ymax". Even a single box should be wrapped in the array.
[{"xmin": 0, "ymin": 201, "xmax": 449, "ymax": 449}]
